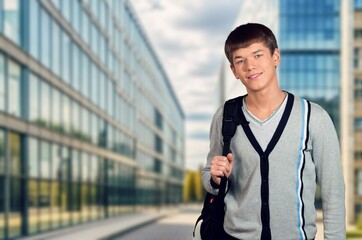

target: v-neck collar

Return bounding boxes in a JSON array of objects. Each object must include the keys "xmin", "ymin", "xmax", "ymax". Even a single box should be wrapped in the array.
[{"xmin": 239, "ymin": 93, "xmax": 294, "ymax": 156}]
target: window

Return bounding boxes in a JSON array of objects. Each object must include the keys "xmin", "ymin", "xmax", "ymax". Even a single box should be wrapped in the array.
[
  {"xmin": 72, "ymin": 0, "xmax": 81, "ymax": 33},
  {"xmin": 62, "ymin": 33, "xmax": 71, "ymax": 84},
  {"xmin": 155, "ymin": 135, "xmax": 163, "ymax": 154},
  {"xmin": 8, "ymin": 60, "xmax": 21, "ymax": 117},
  {"xmin": 51, "ymin": 88, "xmax": 62, "ymax": 132},
  {"xmin": 9, "ymin": 132, "xmax": 22, "ymax": 238},
  {"xmin": 29, "ymin": 73, "xmax": 39, "ymax": 123},
  {"xmin": 91, "ymin": 63, "xmax": 98, "ymax": 105},
  {"xmin": 72, "ymin": 45, "xmax": 80, "ymax": 92},
  {"xmin": 28, "ymin": 137, "xmax": 39, "ymax": 178},
  {"xmin": 40, "ymin": 141, "xmax": 51, "ymax": 179},
  {"xmin": 356, "ymin": 151, "xmax": 362, "ymax": 160},
  {"xmin": 0, "ymin": 54, "xmax": 5, "ymax": 111},
  {"xmin": 356, "ymin": 0, "xmax": 362, "ymax": 9},
  {"xmin": 3, "ymin": 0, "xmax": 20, "ymax": 45},
  {"xmin": 63, "ymin": 95, "xmax": 71, "ymax": 134},
  {"xmin": 355, "ymin": 48, "xmax": 361, "ymax": 69},
  {"xmin": 356, "ymin": 118, "xmax": 362, "ymax": 130},
  {"xmin": 51, "ymin": 144, "xmax": 62, "ymax": 180},
  {"xmin": 52, "ymin": 21, "xmax": 61, "ymax": 76},
  {"xmin": 62, "ymin": 0, "xmax": 71, "ymax": 23},
  {"xmin": 29, "ymin": 0, "xmax": 39, "ymax": 59},
  {"xmin": 40, "ymin": 9, "xmax": 51, "ymax": 68},
  {"xmin": 155, "ymin": 109, "xmax": 163, "ymax": 130},
  {"xmin": 71, "ymin": 101, "xmax": 80, "ymax": 138},
  {"xmin": 81, "ymin": 11, "xmax": 90, "ymax": 46},
  {"xmin": 40, "ymin": 81, "xmax": 50, "ymax": 127},
  {"xmin": 81, "ymin": 54, "xmax": 89, "ymax": 98},
  {"xmin": 357, "ymin": 170, "xmax": 362, "ymax": 196}
]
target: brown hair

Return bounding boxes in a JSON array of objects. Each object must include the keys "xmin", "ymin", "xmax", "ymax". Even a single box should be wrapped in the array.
[{"xmin": 224, "ymin": 23, "xmax": 278, "ymax": 64}]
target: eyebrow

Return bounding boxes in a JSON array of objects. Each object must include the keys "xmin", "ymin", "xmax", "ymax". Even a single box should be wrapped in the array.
[{"xmin": 233, "ymin": 49, "xmax": 264, "ymax": 61}]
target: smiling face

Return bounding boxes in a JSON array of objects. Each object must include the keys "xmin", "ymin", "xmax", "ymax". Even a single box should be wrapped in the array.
[{"xmin": 230, "ymin": 42, "xmax": 280, "ymax": 94}]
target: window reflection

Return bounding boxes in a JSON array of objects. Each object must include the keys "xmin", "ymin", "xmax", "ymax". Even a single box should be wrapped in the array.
[
  {"xmin": 3, "ymin": 0, "xmax": 20, "ymax": 45},
  {"xmin": 8, "ymin": 60, "xmax": 21, "ymax": 117},
  {"xmin": 9, "ymin": 132, "xmax": 21, "ymax": 238},
  {"xmin": 0, "ymin": 54, "xmax": 5, "ymax": 112}
]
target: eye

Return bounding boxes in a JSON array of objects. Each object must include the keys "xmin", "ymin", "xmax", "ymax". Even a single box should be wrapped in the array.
[
  {"xmin": 255, "ymin": 54, "xmax": 263, "ymax": 59},
  {"xmin": 236, "ymin": 59, "xmax": 245, "ymax": 64}
]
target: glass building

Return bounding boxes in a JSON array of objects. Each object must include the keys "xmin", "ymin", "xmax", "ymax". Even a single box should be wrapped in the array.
[
  {"xmin": 0, "ymin": 0, "xmax": 185, "ymax": 239},
  {"xmin": 354, "ymin": 0, "xmax": 362, "ymax": 221},
  {"xmin": 219, "ymin": 0, "xmax": 355, "ymax": 224}
]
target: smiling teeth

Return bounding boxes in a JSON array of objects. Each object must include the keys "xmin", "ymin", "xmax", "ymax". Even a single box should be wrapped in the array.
[{"xmin": 249, "ymin": 73, "xmax": 260, "ymax": 79}]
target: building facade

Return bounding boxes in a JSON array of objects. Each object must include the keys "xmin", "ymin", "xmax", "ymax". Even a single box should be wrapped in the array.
[
  {"xmin": 354, "ymin": 0, "xmax": 362, "ymax": 221},
  {"xmin": 219, "ymin": 0, "xmax": 355, "ymax": 224},
  {"xmin": 0, "ymin": 0, "xmax": 185, "ymax": 239}
]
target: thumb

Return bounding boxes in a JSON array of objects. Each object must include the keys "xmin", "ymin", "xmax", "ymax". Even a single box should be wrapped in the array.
[{"xmin": 227, "ymin": 153, "xmax": 233, "ymax": 164}]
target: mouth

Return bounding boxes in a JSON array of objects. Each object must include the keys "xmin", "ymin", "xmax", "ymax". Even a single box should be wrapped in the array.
[{"xmin": 247, "ymin": 73, "xmax": 262, "ymax": 80}]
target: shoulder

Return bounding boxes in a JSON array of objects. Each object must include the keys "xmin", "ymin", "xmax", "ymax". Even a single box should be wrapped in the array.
[{"xmin": 291, "ymin": 95, "xmax": 330, "ymax": 120}]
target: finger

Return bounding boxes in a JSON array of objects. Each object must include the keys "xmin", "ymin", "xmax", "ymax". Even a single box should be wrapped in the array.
[{"xmin": 227, "ymin": 153, "xmax": 233, "ymax": 163}]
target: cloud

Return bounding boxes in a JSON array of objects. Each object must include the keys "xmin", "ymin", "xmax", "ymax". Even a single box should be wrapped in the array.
[{"xmin": 132, "ymin": 1, "xmax": 240, "ymax": 169}]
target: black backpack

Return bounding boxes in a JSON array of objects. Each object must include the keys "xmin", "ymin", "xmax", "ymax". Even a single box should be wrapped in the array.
[{"xmin": 193, "ymin": 96, "xmax": 244, "ymax": 240}]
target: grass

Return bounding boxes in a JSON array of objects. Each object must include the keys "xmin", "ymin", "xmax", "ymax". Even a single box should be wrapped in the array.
[{"xmin": 347, "ymin": 230, "xmax": 362, "ymax": 239}]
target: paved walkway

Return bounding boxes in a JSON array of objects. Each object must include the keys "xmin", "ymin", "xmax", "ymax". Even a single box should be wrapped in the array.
[
  {"xmin": 17, "ymin": 207, "xmax": 177, "ymax": 240},
  {"xmin": 16, "ymin": 205, "xmax": 343, "ymax": 240}
]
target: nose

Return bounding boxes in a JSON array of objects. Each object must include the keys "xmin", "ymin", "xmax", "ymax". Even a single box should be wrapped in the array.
[{"xmin": 243, "ymin": 58, "xmax": 256, "ymax": 71}]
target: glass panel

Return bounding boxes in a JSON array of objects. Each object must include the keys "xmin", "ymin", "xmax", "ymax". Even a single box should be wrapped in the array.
[
  {"xmin": 40, "ymin": 81, "xmax": 50, "ymax": 127},
  {"xmin": 63, "ymin": 95, "xmax": 71, "ymax": 134},
  {"xmin": 39, "ymin": 180, "xmax": 50, "ymax": 231},
  {"xmin": 71, "ymin": 102, "xmax": 80, "ymax": 138},
  {"xmin": 0, "ymin": 54, "xmax": 5, "ymax": 112},
  {"xmin": 0, "ymin": 130, "xmax": 5, "ymax": 239},
  {"xmin": 27, "ymin": 179, "xmax": 38, "ymax": 234},
  {"xmin": 8, "ymin": 60, "xmax": 21, "ymax": 117},
  {"xmin": 29, "ymin": 73, "xmax": 39, "ymax": 123},
  {"xmin": 62, "ymin": 0, "xmax": 71, "ymax": 23},
  {"xmin": 9, "ymin": 133, "xmax": 20, "ymax": 177},
  {"xmin": 81, "ymin": 153, "xmax": 89, "ymax": 222},
  {"xmin": 51, "ymin": 145, "xmax": 62, "ymax": 181},
  {"xmin": 9, "ymin": 132, "xmax": 21, "ymax": 238},
  {"xmin": 50, "ymin": 180, "xmax": 60, "ymax": 229},
  {"xmin": 28, "ymin": 137, "xmax": 39, "ymax": 178},
  {"xmin": 29, "ymin": 0, "xmax": 39, "ymax": 59},
  {"xmin": 72, "ymin": 45, "xmax": 80, "ymax": 92},
  {"xmin": 40, "ymin": 9, "xmax": 51, "ymax": 68},
  {"xmin": 9, "ymin": 178, "xmax": 21, "ymax": 238},
  {"xmin": 40, "ymin": 141, "xmax": 50, "ymax": 179},
  {"xmin": 81, "ymin": 54, "xmax": 89, "ymax": 98},
  {"xmin": 51, "ymin": 88, "xmax": 62, "ymax": 133},
  {"xmin": 52, "ymin": 21, "xmax": 61, "ymax": 77},
  {"xmin": 81, "ymin": 108, "xmax": 89, "ymax": 142},
  {"xmin": 71, "ymin": 150, "xmax": 81, "ymax": 224},
  {"xmin": 60, "ymin": 147, "xmax": 70, "ymax": 226},
  {"xmin": 3, "ymin": 0, "xmax": 20, "ymax": 45},
  {"xmin": 62, "ymin": 33, "xmax": 71, "ymax": 85}
]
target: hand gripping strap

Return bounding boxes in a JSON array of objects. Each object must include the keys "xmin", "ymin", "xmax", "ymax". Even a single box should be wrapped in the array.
[
  {"xmin": 222, "ymin": 96, "xmax": 243, "ymax": 156},
  {"xmin": 219, "ymin": 96, "xmax": 243, "ymax": 193}
]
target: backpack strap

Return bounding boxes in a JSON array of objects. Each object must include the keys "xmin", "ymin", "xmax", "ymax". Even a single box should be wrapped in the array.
[
  {"xmin": 219, "ymin": 96, "xmax": 244, "ymax": 193},
  {"xmin": 192, "ymin": 96, "xmax": 245, "ymax": 238}
]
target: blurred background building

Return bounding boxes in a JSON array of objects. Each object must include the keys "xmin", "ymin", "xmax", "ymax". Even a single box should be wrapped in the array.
[
  {"xmin": 219, "ymin": 0, "xmax": 359, "ymax": 225},
  {"xmin": 355, "ymin": 0, "xmax": 362, "ymax": 225},
  {"xmin": 0, "ymin": 0, "xmax": 185, "ymax": 239}
]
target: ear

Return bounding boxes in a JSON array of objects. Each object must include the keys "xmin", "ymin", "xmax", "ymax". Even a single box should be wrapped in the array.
[
  {"xmin": 230, "ymin": 64, "xmax": 239, "ymax": 79},
  {"xmin": 273, "ymin": 48, "xmax": 280, "ymax": 67}
]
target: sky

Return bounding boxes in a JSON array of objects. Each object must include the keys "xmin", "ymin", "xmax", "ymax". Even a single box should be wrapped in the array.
[{"xmin": 132, "ymin": 1, "xmax": 241, "ymax": 170}]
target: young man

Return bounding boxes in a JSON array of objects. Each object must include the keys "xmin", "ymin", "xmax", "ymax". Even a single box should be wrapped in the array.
[{"xmin": 202, "ymin": 23, "xmax": 345, "ymax": 239}]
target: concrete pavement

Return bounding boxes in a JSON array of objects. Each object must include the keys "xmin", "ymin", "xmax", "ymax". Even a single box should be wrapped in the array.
[{"xmin": 15, "ymin": 205, "xmax": 330, "ymax": 240}]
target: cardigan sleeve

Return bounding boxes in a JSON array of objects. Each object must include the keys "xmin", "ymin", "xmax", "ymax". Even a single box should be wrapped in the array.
[
  {"xmin": 310, "ymin": 103, "xmax": 346, "ymax": 239},
  {"xmin": 202, "ymin": 106, "xmax": 224, "ymax": 195}
]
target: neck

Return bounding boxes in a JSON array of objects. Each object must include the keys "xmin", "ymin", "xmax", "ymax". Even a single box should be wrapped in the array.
[{"xmin": 245, "ymin": 89, "xmax": 286, "ymax": 121}]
